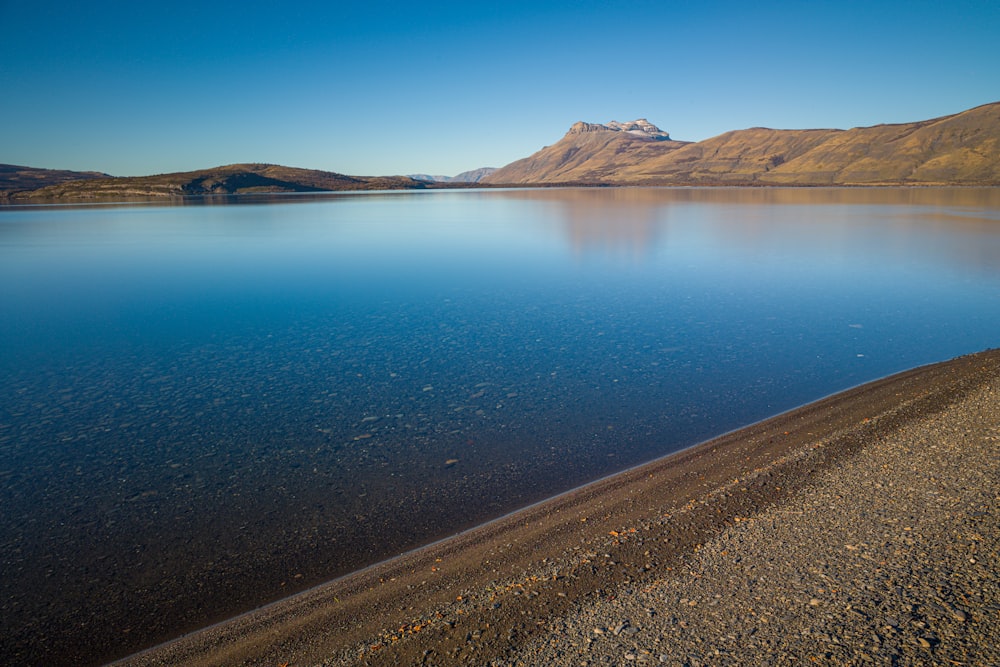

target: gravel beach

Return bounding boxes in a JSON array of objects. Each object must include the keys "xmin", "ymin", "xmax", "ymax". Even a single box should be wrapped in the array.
[
  {"xmin": 518, "ymin": 366, "xmax": 1000, "ymax": 666},
  {"xmin": 116, "ymin": 349, "xmax": 999, "ymax": 667}
]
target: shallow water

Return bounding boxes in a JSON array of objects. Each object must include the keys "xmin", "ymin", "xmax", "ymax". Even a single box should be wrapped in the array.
[{"xmin": 2, "ymin": 187, "xmax": 999, "ymax": 664}]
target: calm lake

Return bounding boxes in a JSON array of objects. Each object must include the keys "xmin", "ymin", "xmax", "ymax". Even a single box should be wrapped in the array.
[{"xmin": 2, "ymin": 187, "xmax": 999, "ymax": 664}]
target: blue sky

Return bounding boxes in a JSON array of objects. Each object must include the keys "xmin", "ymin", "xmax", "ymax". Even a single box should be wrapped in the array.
[{"xmin": 2, "ymin": 0, "xmax": 998, "ymax": 177}]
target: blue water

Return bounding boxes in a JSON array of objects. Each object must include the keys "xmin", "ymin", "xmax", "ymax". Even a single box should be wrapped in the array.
[{"xmin": 2, "ymin": 187, "xmax": 999, "ymax": 664}]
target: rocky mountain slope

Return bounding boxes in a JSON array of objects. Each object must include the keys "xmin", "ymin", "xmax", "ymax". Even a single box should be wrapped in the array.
[
  {"xmin": 483, "ymin": 102, "xmax": 1000, "ymax": 185},
  {"xmin": 483, "ymin": 120, "xmax": 691, "ymax": 184}
]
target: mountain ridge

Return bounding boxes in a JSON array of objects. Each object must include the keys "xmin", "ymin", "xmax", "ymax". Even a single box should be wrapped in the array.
[
  {"xmin": 568, "ymin": 118, "xmax": 672, "ymax": 140},
  {"xmin": 409, "ymin": 167, "xmax": 498, "ymax": 183},
  {"xmin": 483, "ymin": 102, "xmax": 1000, "ymax": 185},
  {"xmin": 4, "ymin": 102, "xmax": 998, "ymax": 200}
]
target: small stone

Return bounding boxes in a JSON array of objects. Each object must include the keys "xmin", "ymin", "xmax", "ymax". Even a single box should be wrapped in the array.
[
  {"xmin": 624, "ymin": 653, "xmax": 637, "ymax": 661},
  {"xmin": 951, "ymin": 609, "xmax": 968, "ymax": 622},
  {"xmin": 917, "ymin": 637, "xmax": 932, "ymax": 648},
  {"xmin": 809, "ymin": 598, "xmax": 821, "ymax": 606},
  {"xmin": 593, "ymin": 627, "xmax": 605, "ymax": 635},
  {"xmin": 613, "ymin": 621, "xmax": 628, "ymax": 636}
]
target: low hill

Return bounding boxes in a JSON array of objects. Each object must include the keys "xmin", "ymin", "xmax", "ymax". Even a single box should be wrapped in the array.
[
  {"xmin": 0, "ymin": 164, "xmax": 110, "ymax": 192},
  {"xmin": 483, "ymin": 102, "xmax": 1000, "ymax": 186},
  {"xmin": 1, "ymin": 163, "xmax": 430, "ymax": 200}
]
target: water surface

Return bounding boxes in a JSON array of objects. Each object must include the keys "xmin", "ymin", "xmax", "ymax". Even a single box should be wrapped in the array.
[{"xmin": 2, "ymin": 187, "xmax": 999, "ymax": 664}]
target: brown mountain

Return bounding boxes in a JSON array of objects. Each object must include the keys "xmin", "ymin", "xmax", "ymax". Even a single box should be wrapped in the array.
[
  {"xmin": 482, "ymin": 120, "xmax": 691, "ymax": 184},
  {"xmin": 1, "ymin": 163, "xmax": 430, "ymax": 200},
  {"xmin": 483, "ymin": 102, "xmax": 1000, "ymax": 186}
]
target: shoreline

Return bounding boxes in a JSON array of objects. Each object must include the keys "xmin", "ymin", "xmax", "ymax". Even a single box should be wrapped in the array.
[{"xmin": 114, "ymin": 348, "xmax": 1000, "ymax": 666}]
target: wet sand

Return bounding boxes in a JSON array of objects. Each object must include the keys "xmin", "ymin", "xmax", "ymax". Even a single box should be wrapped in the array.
[{"xmin": 114, "ymin": 348, "xmax": 1000, "ymax": 666}]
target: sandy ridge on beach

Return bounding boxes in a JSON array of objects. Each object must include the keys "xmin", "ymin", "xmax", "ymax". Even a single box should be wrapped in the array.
[{"xmin": 116, "ymin": 349, "xmax": 1000, "ymax": 667}]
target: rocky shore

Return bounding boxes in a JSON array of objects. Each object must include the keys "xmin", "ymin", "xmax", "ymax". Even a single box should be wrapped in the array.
[
  {"xmin": 116, "ymin": 349, "xmax": 999, "ymax": 667},
  {"xmin": 518, "ymin": 362, "xmax": 999, "ymax": 666}
]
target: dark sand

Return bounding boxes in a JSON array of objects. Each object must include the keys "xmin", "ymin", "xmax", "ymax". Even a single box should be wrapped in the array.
[{"xmin": 114, "ymin": 349, "xmax": 1000, "ymax": 666}]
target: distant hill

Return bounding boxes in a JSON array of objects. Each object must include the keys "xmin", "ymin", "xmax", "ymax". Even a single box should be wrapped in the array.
[
  {"xmin": 0, "ymin": 164, "xmax": 110, "ymax": 192},
  {"xmin": 483, "ymin": 102, "xmax": 1000, "ymax": 186},
  {"xmin": 409, "ymin": 167, "xmax": 498, "ymax": 183},
  {"xmin": 1, "ymin": 163, "xmax": 431, "ymax": 200}
]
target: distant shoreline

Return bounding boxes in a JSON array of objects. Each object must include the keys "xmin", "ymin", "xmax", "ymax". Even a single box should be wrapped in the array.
[
  {"xmin": 113, "ymin": 348, "xmax": 1000, "ymax": 667},
  {"xmin": 5, "ymin": 101, "xmax": 998, "ymax": 201},
  {"xmin": 4, "ymin": 181, "xmax": 998, "ymax": 207}
]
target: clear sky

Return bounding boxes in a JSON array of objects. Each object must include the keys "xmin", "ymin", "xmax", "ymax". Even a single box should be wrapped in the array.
[{"xmin": 2, "ymin": 0, "xmax": 998, "ymax": 177}]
